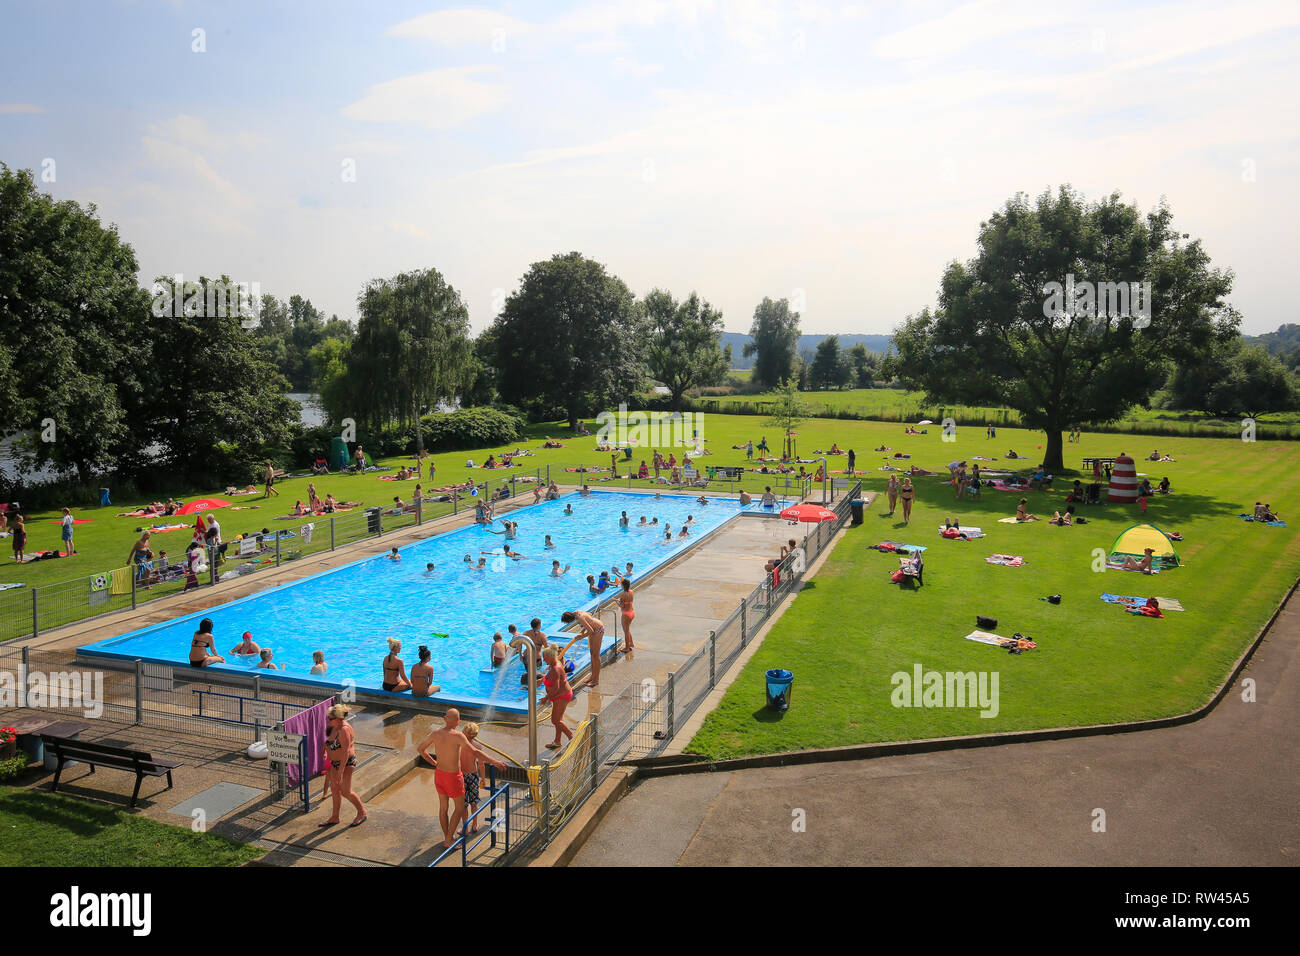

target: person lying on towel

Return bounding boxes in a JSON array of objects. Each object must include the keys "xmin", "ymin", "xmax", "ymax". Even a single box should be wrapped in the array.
[{"xmin": 1120, "ymin": 548, "xmax": 1155, "ymax": 573}]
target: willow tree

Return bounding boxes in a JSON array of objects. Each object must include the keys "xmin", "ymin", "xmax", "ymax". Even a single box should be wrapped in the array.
[
  {"xmin": 350, "ymin": 268, "xmax": 474, "ymax": 454},
  {"xmin": 893, "ymin": 186, "xmax": 1239, "ymax": 471}
]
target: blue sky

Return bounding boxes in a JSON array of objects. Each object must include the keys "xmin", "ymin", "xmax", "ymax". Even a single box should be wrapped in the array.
[{"xmin": 2, "ymin": 0, "xmax": 1297, "ymax": 335}]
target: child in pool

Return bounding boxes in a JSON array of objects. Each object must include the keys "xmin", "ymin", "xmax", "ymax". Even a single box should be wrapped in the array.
[
  {"xmin": 491, "ymin": 633, "xmax": 508, "ymax": 666},
  {"xmin": 311, "ymin": 650, "xmax": 328, "ymax": 675},
  {"xmin": 544, "ymin": 535, "xmax": 556, "ymax": 549},
  {"xmin": 564, "ymin": 503, "xmax": 574, "ymax": 515},
  {"xmin": 388, "ymin": 547, "xmax": 400, "ymax": 561},
  {"xmin": 424, "ymin": 562, "xmax": 436, "ymax": 574},
  {"xmin": 551, "ymin": 560, "xmax": 571, "ymax": 576}
]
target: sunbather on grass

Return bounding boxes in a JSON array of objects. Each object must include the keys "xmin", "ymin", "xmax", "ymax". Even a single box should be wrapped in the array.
[
  {"xmin": 1121, "ymin": 548, "xmax": 1155, "ymax": 573},
  {"xmin": 1016, "ymin": 499, "xmax": 1039, "ymax": 521}
]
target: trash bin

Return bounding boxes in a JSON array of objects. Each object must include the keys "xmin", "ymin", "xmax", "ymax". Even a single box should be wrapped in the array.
[
  {"xmin": 99, "ymin": 488, "xmax": 111, "ymax": 506},
  {"xmin": 364, "ymin": 506, "xmax": 382, "ymax": 534},
  {"xmin": 765, "ymin": 668, "xmax": 794, "ymax": 711},
  {"xmin": 850, "ymin": 499, "xmax": 865, "ymax": 526}
]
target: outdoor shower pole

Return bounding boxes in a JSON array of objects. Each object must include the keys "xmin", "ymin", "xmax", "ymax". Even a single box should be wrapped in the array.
[{"xmin": 508, "ymin": 635, "xmax": 539, "ymax": 767}]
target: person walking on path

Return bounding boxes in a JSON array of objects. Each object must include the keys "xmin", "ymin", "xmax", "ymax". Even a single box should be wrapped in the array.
[
  {"xmin": 886, "ymin": 475, "xmax": 899, "ymax": 516},
  {"xmin": 319, "ymin": 704, "xmax": 366, "ymax": 828}
]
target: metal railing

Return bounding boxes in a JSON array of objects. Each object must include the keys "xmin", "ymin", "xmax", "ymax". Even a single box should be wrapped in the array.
[
  {"xmin": 0, "ymin": 643, "xmax": 322, "ymax": 743},
  {"xmin": 0, "ymin": 467, "xmax": 559, "ymax": 645},
  {"xmin": 486, "ymin": 478, "xmax": 862, "ymax": 865}
]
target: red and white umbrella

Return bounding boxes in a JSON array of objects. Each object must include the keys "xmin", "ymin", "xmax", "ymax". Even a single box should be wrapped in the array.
[{"xmin": 779, "ymin": 503, "xmax": 836, "ymax": 523}]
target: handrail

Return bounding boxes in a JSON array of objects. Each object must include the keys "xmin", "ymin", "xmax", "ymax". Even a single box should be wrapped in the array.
[{"xmin": 428, "ymin": 773, "xmax": 511, "ymax": 867}]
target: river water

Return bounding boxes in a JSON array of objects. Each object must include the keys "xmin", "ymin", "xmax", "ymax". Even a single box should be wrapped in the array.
[{"xmin": 1, "ymin": 393, "xmax": 324, "ymax": 482}]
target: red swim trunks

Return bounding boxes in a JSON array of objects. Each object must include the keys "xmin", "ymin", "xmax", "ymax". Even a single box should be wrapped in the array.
[{"xmin": 435, "ymin": 769, "xmax": 465, "ymax": 798}]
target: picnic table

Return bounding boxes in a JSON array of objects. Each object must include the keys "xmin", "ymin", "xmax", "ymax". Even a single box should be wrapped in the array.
[
  {"xmin": 1083, "ymin": 457, "xmax": 1116, "ymax": 470},
  {"xmin": 8, "ymin": 715, "xmax": 93, "ymax": 767}
]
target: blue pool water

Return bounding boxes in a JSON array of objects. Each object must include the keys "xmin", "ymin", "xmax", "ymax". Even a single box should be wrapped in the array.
[{"xmin": 81, "ymin": 491, "xmax": 758, "ymax": 711}]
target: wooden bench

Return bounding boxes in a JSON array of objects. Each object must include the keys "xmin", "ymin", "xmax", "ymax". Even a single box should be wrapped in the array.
[{"xmin": 41, "ymin": 735, "xmax": 180, "ymax": 808}]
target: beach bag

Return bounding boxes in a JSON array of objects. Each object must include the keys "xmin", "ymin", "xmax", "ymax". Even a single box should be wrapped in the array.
[
  {"xmin": 977, "ymin": 615, "xmax": 997, "ymax": 629},
  {"xmin": 1047, "ymin": 594, "xmax": 1061, "ymax": 605}
]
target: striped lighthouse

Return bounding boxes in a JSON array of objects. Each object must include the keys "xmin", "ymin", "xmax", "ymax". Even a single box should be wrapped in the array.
[{"xmin": 1108, "ymin": 454, "xmax": 1139, "ymax": 504}]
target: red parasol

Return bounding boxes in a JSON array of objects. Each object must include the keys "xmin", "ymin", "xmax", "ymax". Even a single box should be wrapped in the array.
[{"xmin": 779, "ymin": 503, "xmax": 836, "ymax": 523}]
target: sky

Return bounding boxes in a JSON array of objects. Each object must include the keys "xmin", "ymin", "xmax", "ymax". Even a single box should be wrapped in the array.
[{"xmin": 1, "ymin": 0, "xmax": 1298, "ymax": 336}]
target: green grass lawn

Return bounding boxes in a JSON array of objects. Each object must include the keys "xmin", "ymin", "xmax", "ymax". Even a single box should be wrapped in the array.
[
  {"xmin": 687, "ymin": 427, "xmax": 1300, "ymax": 757},
  {"xmin": 5, "ymin": 412, "xmax": 1299, "ymax": 761},
  {"xmin": 0, "ymin": 785, "xmax": 262, "ymax": 866},
  {"xmin": 694, "ymin": 387, "xmax": 1300, "ymax": 437}
]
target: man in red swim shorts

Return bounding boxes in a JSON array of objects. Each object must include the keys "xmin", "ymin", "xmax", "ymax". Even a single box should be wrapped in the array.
[{"xmin": 418, "ymin": 708, "xmax": 473, "ymax": 848}]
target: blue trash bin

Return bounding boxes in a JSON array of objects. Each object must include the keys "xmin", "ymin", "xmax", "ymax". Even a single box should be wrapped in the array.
[
  {"xmin": 765, "ymin": 668, "xmax": 794, "ymax": 711},
  {"xmin": 99, "ymin": 488, "xmax": 111, "ymax": 506}
]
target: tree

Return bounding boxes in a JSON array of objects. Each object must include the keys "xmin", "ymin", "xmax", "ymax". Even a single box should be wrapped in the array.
[
  {"xmin": 810, "ymin": 335, "xmax": 852, "ymax": 390},
  {"xmin": 143, "ymin": 275, "xmax": 299, "ymax": 483},
  {"xmin": 1167, "ymin": 340, "xmax": 1295, "ymax": 418},
  {"xmin": 348, "ymin": 269, "xmax": 475, "ymax": 454},
  {"xmin": 0, "ymin": 164, "xmax": 152, "ymax": 482},
  {"xmin": 490, "ymin": 252, "xmax": 646, "ymax": 429},
  {"xmin": 643, "ymin": 288, "xmax": 730, "ymax": 409},
  {"xmin": 765, "ymin": 378, "xmax": 808, "ymax": 460},
  {"xmin": 744, "ymin": 297, "xmax": 801, "ymax": 389},
  {"xmin": 848, "ymin": 343, "xmax": 876, "ymax": 388},
  {"xmin": 893, "ymin": 186, "xmax": 1239, "ymax": 471}
]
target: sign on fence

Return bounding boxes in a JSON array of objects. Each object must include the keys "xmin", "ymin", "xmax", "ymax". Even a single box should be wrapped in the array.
[
  {"xmin": 264, "ymin": 730, "xmax": 304, "ymax": 764},
  {"xmin": 246, "ymin": 699, "xmax": 277, "ymax": 723}
]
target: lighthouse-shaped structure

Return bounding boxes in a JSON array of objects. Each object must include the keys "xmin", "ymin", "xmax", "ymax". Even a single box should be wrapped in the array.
[{"xmin": 1108, "ymin": 454, "xmax": 1139, "ymax": 504}]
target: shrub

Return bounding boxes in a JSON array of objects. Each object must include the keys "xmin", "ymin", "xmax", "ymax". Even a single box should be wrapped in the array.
[
  {"xmin": 0, "ymin": 754, "xmax": 31, "ymax": 782},
  {"xmin": 417, "ymin": 407, "xmax": 525, "ymax": 452}
]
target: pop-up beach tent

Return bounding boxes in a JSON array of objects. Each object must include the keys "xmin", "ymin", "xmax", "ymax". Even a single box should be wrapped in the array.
[{"xmin": 1109, "ymin": 523, "xmax": 1180, "ymax": 568}]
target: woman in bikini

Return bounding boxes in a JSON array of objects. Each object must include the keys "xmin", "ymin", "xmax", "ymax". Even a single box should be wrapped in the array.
[
  {"xmin": 320, "ymin": 704, "xmax": 366, "ymax": 828},
  {"xmin": 886, "ymin": 475, "xmax": 899, "ymax": 516},
  {"xmin": 559, "ymin": 609, "xmax": 606, "ymax": 688},
  {"xmin": 538, "ymin": 645, "xmax": 575, "ymax": 750},
  {"xmin": 410, "ymin": 645, "xmax": 441, "ymax": 697},
  {"xmin": 1016, "ymin": 498, "xmax": 1040, "ymax": 521},
  {"xmin": 189, "ymin": 618, "xmax": 225, "ymax": 668},
  {"xmin": 381, "ymin": 638, "xmax": 411, "ymax": 693},
  {"xmin": 618, "ymin": 578, "xmax": 635, "ymax": 654},
  {"xmin": 899, "ymin": 477, "xmax": 915, "ymax": 523}
]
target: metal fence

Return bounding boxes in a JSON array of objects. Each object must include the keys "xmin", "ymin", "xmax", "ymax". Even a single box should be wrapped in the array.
[
  {"xmin": 0, "ymin": 643, "xmax": 322, "ymax": 743},
  {"xmin": 485, "ymin": 478, "xmax": 863, "ymax": 866},
  {"xmin": 0, "ymin": 465, "xmax": 855, "ymax": 646}
]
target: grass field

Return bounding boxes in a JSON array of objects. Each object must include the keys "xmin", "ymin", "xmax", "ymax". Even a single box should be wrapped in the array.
[
  {"xmin": 4, "ymin": 413, "xmax": 1298, "ymax": 755},
  {"xmin": 0, "ymin": 785, "xmax": 262, "ymax": 866},
  {"xmin": 687, "ymin": 426, "xmax": 1300, "ymax": 756},
  {"xmin": 698, "ymin": 385, "xmax": 1300, "ymax": 437}
]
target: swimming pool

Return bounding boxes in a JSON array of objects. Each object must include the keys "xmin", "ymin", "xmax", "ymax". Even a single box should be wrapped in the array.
[{"xmin": 80, "ymin": 491, "xmax": 758, "ymax": 712}]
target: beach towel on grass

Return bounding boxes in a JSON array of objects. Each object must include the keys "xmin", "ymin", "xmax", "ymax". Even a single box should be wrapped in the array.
[
  {"xmin": 0, "ymin": 582, "xmax": 23, "ymax": 591},
  {"xmin": 986, "ymin": 554, "xmax": 1024, "ymax": 566},
  {"xmin": 1238, "ymin": 514, "xmax": 1286, "ymax": 526},
  {"xmin": 965, "ymin": 630, "xmax": 1037, "ymax": 651},
  {"xmin": 872, "ymin": 542, "xmax": 928, "ymax": 554}
]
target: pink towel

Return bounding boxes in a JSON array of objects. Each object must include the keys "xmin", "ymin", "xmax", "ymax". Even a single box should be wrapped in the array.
[{"xmin": 283, "ymin": 698, "xmax": 333, "ymax": 786}]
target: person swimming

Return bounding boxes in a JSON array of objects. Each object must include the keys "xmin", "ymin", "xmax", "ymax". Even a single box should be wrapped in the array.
[
  {"xmin": 544, "ymin": 535, "xmax": 556, "ymax": 549},
  {"xmin": 551, "ymin": 560, "xmax": 571, "ymax": 576},
  {"xmin": 230, "ymin": 631, "xmax": 260, "ymax": 656},
  {"xmin": 425, "ymin": 562, "xmax": 436, "ymax": 574},
  {"xmin": 637, "ymin": 516, "xmax": 648, "ymax": 526},
  {"xmin": 564, "ymin": 503, "xmax": 574, "ymax": 515}
]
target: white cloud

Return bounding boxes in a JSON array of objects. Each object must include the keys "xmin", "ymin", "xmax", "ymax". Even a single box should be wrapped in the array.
[
  {"xmin": 341, "ymin": 66, "xmax": 510, "ymax": 130},
  {"xmin": 388, "ymin": 8, "xmax": 532, "ymax": 47},
  {"xmin": 331, "ymin": 139, "xmax": 404, "ymax": 155},
  {"xmin": 0, "ymin": 103, "xmax": 45, "ymax": 114}
]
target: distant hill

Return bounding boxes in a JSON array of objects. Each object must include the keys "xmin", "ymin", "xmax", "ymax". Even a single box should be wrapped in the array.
[{"xmin": 722, "ymin": 332, "xmax": 893, "ymax": 370}]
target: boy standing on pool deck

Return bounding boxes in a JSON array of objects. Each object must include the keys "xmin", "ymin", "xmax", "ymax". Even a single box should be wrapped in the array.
[{"xmin": 460, "ymin": 722, "xmax": 506, "ymax": 833}]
